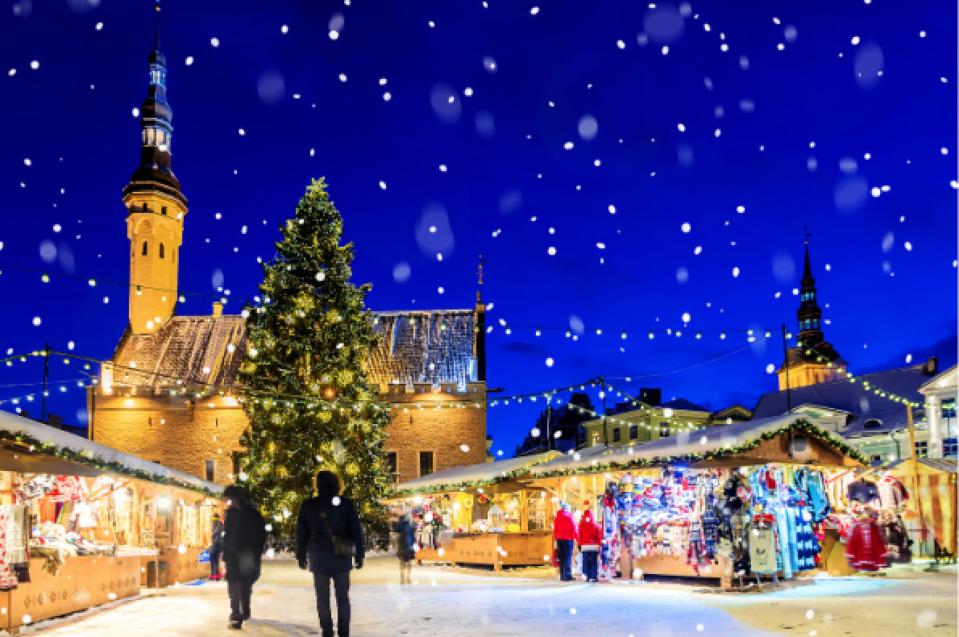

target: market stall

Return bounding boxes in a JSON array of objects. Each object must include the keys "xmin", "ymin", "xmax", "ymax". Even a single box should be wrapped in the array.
[
  {"xmin": 390, "ymin": 452, "xmax": 558, "ymax": 570},
  {"xmin": 0, "ymin": 410, "xmax": 222, "ymax": 629},
  {"xmin": 889, "ymin": 457, "xmax": 957, "ymax": 561},
  {"xmin": 526, "ymin": 415, "xmax": 868, "ymax": 588}
]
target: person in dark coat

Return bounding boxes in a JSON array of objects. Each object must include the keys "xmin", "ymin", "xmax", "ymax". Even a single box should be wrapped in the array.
[
  {"xmin": 221, "ymin": 485, "xmax": 267, "ymax": 630},
  {"xmin": 391, "ymin": 507, "xmax": 416, "ymax": 584},
  {"xmin": 296, "ymin": 471, "xmax": 365, "ymax": 637},
  {"xmin": 209, "ymin": 513, "xmax": 224, "ymax": 580}
]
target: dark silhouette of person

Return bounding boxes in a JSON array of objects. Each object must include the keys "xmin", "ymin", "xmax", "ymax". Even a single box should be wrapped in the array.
[
  {"xmin": 296, "ymin": 470, "xmax": 365, "ymax": 637},
  {"xmin": 221, "ymin": 485, "xmax": 267, "ymax": 630}
]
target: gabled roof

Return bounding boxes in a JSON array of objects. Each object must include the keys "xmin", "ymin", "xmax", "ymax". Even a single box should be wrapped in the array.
[
  {"xmin": 920, "ymin": 365, "xmax": 957, "ymax": 393},
  {"xmin": 752, "ymin": 364, "xmax": 934, "ymax": 436},
  {"xmin": 111, "ymin": 308, "xmax": 480, "ymax": 389},
  {"xmin": 659, "ymin": 398, "xmax": 708, "ymax": 412}
]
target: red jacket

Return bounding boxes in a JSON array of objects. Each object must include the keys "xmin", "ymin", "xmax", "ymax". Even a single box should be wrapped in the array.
[
  {"xmin": 578, "ymin": 510, "xmax": 603, "ymax": 547},
  {"xmin": 553, "ymin": 509, "xmax": 578, "ymax": 541}
]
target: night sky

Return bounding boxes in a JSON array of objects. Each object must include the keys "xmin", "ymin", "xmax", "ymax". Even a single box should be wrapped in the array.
[{"xmin": 0, "ymin": 0, "xmax": 956, "ymax": 455}]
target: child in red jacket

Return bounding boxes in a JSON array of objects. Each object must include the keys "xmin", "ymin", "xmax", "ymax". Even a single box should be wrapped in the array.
[
  {"xmin": 553, "ymin": 503, "xmax": 578, "ymax": 581},
  {"xmin": 578, "ymin": 508, "xmax": 603, "ymax": 582}
]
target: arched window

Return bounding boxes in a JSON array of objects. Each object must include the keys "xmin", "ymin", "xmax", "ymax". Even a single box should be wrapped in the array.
[
  {"xmin": 159, "ymin": 243, "xmax": 165, "ymax": 259},
  {"xmin": 141, "ymin": 241, "xmax": 148, "ymax": 256}
]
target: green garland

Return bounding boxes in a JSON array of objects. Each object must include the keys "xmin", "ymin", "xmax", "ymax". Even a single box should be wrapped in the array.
[
  {"xmin": 0, "ymin": 430, "xmax": 220, "ymax": 496},
  {"xmin": 392, "ymin": 464, "xmax": 535, "ymax": 497},
  {"xmin": 394, "ymin": 419, "xmax": 867, "ymax": 495}
]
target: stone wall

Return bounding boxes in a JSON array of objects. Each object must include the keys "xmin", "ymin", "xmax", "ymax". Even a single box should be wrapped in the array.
[
  {"xmin": 89, "ymin": 391, "xmax": 247, "ymax": 485},
  {"xmin": 89, "ymin": 382, "xmax": 488, "ymax": 486}
]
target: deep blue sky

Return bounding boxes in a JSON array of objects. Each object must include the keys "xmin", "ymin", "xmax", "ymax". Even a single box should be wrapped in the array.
[{"xmin": 0, "ymin": 0, "xmax": 956, "ymax": 455}]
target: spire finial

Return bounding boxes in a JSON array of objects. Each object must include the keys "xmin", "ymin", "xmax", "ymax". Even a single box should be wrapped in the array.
[
  {"xmin": 802, "ymin": 225, "xmax": 813, "ymax": 280},
  {"xmin": 476, "ymin": 254, "xmax": 485, "ymax": 304},
  {"xmin": 153, "ymin": 0, "xmax": 162, "ymax": 50}
]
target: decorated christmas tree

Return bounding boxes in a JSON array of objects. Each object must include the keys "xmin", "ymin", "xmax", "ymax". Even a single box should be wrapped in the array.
[{"xmin": 238, "ymin": 178, "xmax": 392, "ymax": 540}]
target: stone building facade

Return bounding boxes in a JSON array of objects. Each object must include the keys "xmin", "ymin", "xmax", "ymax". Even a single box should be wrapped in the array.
[{"xmin": 88, "ymin": 23, "xmax": 487, "ymax": 485}]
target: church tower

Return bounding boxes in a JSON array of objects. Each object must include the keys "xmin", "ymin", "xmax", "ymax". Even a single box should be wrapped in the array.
[
  {"xmin": 123, "ymin": 1, "xmax": 187, "ymax": 334},
  {"xmin": 777, "ymin": 237, "xmax": 846, "ymax": 390}
]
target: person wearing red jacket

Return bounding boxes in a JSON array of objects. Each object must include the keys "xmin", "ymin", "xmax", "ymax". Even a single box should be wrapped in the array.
[
  {"xmin": 578, "ymin": 508, "xmax": 603, "ymax": 582},
  {"xmin": 553, "ymin": 502, "xmax": 578, "ymax": 581}
]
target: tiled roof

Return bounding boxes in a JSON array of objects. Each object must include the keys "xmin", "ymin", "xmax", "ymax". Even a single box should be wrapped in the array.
[
  {"xmin": 752, "ymin": 365, "xmax": 935, "ymax": 436},
  {"xmin": 368, "ymin": 310, "xmax": 477, "ymax": 387},
  {"xmin": 111, "ymin": 315, "xmax": 247, "ymax": 388},
  {"xmin": 111, "ymin": 309, "xmax": 478, "ymax": 389}
]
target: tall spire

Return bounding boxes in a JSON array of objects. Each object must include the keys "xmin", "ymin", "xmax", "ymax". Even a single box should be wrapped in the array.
[
  {"xmin": 777, "ymin": 232, "xmax": 846, "ymax": 390},
  {"xmin": 793, "ymin": 231, "xmax": 841, "ymax": 364},
  {"xmin": 801, "ymin": 225, "xmax": 813, "ymax": 286},
  {"xmin": 122, "ymin": 0, "xmax": 185, "ymax": 208}
]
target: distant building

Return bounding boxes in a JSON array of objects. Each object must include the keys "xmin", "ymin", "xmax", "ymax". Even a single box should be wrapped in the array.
[
  {"xmin": 87, "ymin": 19, "xmax": 487, "ymax": 485},
  {"xmin": 777, "ymin": 239, "xmax": 847, "ymax": 391},
  {"xmin": 581, "ymin": 397, "xmax": 714, "ymax": 448},
  {"xmin": 753, "ymin": 358, "xmax": 946, "ymax": 464},
  {"xmin": 919, "ymin": 365, "xmax": 958, "ymax": 458}
]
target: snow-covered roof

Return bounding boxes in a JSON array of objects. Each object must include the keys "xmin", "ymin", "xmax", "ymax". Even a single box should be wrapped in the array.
[
  {"xmin": 394, "ymin": 451, "xmax": 559, "ymax": 494},
  {"xmin": 369, "ymin": 309, "xmax": 478, "ymax": 387},
  {"xmin": 111, "ymin": 308, "xmax": 480, "ymax": 390},
  {"xmin": 0, "ymin": 410, "xmax": 222, "ymax": 495},
  {"xmin": 530, "ymin": 414, "xmax": 862, "ymax": 476},
  {"xmin": 752, "ymin": 365, "xmax": 935, "ymax": 435}
]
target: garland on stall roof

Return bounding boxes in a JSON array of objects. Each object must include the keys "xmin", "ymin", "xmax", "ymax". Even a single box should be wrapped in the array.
[
  {"xmin": 391, "ymin": 463, "xmax": 545, "ymax": 497},
  {"xmin": 532, "ymin": 418, "xmax": 868, "ymax": 479},
  {"xmin": 0, "ymin": 430, "xmax": 220, "ymax": 497},
  {"xmin": 394, "ymin": 419, "xmax": 867, "ymax": 495}
]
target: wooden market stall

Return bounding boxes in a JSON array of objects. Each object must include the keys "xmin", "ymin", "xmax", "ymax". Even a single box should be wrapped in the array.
[
  {"xmin": 390, "ymin": 452, "xmax": 559, "ymax": 570},
  {"xmin": 0, "ymin": 410, "xmax": 222, "ymax": 630},
  {"xmin": 525, "ymin": 415, "xmax": 865, "ymax": 588}
]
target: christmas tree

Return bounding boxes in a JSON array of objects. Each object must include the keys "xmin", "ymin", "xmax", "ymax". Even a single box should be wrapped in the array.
[{"xmin": 238, "ymin": 178, "xmax": 392, "ymax": 540}]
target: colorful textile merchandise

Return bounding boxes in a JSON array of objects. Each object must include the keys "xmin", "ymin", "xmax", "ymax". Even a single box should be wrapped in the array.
[{"xmin": 611, "ymin": 463, "xmax": 838, "ymax": 581}]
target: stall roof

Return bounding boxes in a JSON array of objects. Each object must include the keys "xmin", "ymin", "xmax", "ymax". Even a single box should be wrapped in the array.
[
  {"xmin": 530, "ymin": 414, "xmax": 866, "ymax": 476},
  {"xmin": 888, "ymin": 457, "xmax": 958, "ymax": 474},
  {"xmin": 0, "ymin": 410, "xmax": 222, "ymax": 495},
  {"xmin": 394, "ymin": 451, "xmax": 559, "ymax": 494}
]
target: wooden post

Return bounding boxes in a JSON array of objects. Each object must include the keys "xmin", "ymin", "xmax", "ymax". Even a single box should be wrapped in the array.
[
  {"xmin": 519, "ymin": 490, "xmax": 528, "ymax": 532},
  {"xmin": 906, "ymin": 403, "xmax": 928, "ymax": 556}
]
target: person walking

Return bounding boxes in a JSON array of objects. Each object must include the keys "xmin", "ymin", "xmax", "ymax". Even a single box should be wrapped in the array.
[
  {"xmin": 391, "ymin": 507, "xmax": 416, "ymax": 584},
  {"xmin": 209, "ymin": 512, "xmax": 224, "ymax": 580},
  {"xmin": 221, "ymin": 486, "xmax": 267, "ymax": 630},
  {"xmin": 296, "ymin": 470, "xmax": 365, "ymax": 637},
  {"xmin": 552, "ymin": 501, "xmax": 577, "ymax": 582},
  {"xmin": 577, "ymin": 507, "xmax": 602, "ymax": 582}
]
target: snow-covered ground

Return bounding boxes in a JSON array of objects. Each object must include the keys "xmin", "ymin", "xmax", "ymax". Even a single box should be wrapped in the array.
[{"xmin": 13, "ymin": 558, "xmax": 957, "ymax": 636}]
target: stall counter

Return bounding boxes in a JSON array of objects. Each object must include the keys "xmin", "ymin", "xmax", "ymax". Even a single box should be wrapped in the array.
[
  {"xmin": 1, "ymin": 555, "xmax": 140, "ymax": 630},
  {"xmin": 417, "ymin": 531, "xmax": 552, "ymax": 570}
]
